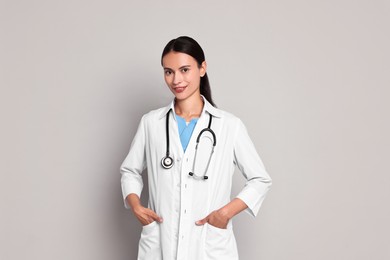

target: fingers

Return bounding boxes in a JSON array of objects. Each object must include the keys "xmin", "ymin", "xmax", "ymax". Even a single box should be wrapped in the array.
[
  {"xmin": 146, "ymin": 208, "xmax": 163, "ymax": 223},
  {"xmin": 133, "ymin": 206, "xmax": 163, "ymax": 226},
  {"xmin": 195, "ymin": 215, "xmax": 209, "ymax": 226},
  {"xmin": 196, "ymin": 211, "xmax": 229, "ymax": 228}
]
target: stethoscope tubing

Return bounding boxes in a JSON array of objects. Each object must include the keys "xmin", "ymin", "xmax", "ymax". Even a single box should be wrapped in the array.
[{"xmin": 161, "ymin": 109, "xmax": 216, "ymax": 180}]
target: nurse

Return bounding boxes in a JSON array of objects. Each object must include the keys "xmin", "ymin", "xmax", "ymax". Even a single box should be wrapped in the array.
[{"xmin": 120, "ymin": 36, "xmax": 272, "ymax": 260}]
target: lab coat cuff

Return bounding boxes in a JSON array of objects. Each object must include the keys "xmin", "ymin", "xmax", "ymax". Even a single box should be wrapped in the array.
[
  {"xmin": 121, "ymin": 184, "xmax": 142, "ymax": 209},
  {"xmin": 235, "ymin": 187, "xmax": 262, "ymax": 218}
]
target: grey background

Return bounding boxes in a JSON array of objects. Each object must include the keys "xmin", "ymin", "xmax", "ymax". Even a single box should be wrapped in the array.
[{"xmin": 1, "ymin": 0, "xmax": 389, "ymax": 259}]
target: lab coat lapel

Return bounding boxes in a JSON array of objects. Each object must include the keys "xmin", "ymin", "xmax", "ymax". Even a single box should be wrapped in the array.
[
  {"xmin": 169, "ymin": 110, "xmax": 184, "ymax": 159},
  {"xmin": 182, "ymin": 110, "xmax": 208, "ymax": 158}
]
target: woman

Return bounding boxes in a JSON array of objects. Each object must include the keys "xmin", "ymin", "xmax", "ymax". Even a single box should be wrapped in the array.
[{"xmin": 120, "ymin": 36, "xmax": 272, "ymax": 260}]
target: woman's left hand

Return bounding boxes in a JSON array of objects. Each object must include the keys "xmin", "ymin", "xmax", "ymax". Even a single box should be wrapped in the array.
[{"xmin": 195, "ymin": 209, "xmax": 230, "ymax": 229}]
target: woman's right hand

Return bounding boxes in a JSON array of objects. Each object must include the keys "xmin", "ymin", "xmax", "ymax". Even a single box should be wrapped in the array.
[
  {"xmin": 132, "ymin": 204, "xmax": 163, "ymax": 226},
  {"xmin": 126, "ymin": 193, "xmax": 163, "ymax": 226}
]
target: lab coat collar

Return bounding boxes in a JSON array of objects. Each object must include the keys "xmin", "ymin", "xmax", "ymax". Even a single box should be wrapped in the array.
[{"xmin": 158, "ymin": 95, "xmax": 222, "ymax": 120}]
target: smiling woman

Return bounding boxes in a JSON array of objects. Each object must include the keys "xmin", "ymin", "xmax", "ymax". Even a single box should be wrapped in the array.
[{"xmin": 120, "ymin": 36, "xmax": 272, "ymax": 260}]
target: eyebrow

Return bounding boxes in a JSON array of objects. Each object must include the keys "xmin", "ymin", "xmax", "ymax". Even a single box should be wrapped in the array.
[{"xmin": 163, "ymin": 65, "xmax": 191, "ymax": 70}]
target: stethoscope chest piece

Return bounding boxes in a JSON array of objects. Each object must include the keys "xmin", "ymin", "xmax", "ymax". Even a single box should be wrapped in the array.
[{"xmin": 161, "ymin": 156, "xmax": 174, "ymax": 169}]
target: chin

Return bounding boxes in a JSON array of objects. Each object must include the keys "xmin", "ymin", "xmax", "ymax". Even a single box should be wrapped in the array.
[
  {"xmin": 171, "ymin": 90, "xmax": 187, "ymax": 99},
  {"xmin": 173, "ymin": 94, "xmax": 187, "ymax": 100}
]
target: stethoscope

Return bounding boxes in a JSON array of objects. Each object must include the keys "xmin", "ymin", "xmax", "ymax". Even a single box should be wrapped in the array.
[{"xmin": 161, "ymin": 109, "xmax": 216, "ymax": 180}]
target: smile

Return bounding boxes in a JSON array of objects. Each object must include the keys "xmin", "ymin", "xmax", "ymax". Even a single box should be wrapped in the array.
[{"xmin": 173, "ymin": 86, "xmax": 187, "ymax": 93}]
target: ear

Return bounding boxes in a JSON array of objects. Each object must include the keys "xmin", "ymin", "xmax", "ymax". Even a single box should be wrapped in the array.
[{"xmin": 200, "ymin": 61, "xmax": 207, "ymax": 77}]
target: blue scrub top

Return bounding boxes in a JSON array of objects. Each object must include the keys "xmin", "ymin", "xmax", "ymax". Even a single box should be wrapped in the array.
[{"xmin": 175, "ymin": 114, "xmax": 198, "ymax": 152}]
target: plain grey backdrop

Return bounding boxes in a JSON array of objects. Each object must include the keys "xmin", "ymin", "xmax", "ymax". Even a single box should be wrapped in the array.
[{"xmin": 1, "ymin": 0, "xmax": 389, "ymax": 259}]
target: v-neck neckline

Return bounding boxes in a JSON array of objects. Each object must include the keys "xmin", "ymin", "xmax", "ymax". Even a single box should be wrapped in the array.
[
  {"xmin": 175, "ymin": 115, "xmax": 199, "ymax": 152},
  {"xmin": 171, "ymin": 110, "xmax": 206, "ymax": 157}
]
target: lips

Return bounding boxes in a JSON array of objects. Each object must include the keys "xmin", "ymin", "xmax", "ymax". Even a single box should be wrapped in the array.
[{"xmin": 173, "ymin": 86, "xmax": 186, "ymax": 93}]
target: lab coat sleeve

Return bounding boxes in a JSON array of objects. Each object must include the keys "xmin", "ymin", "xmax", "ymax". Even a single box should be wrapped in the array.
[
  {"xmin": 120, "ymin": 115, "xmax": 147, "ymax": 209},
  {"xmin": 233, "ymin": 119, "xmax": 272, "ymax": 217}
]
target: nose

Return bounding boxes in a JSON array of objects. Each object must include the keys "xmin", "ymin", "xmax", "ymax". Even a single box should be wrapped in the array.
[{"xmin": 173, "ymin": 72, "xmax": 182, "ymax": 85}]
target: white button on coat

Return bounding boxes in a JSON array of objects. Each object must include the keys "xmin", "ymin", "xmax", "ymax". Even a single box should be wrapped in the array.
[{"xmin": 120, "ymin": 97, "xmax": 272, "ymax": 260}]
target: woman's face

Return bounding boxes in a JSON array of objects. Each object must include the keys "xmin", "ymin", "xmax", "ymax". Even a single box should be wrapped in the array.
[{"xmin": 162, "ymin": 51, "xmax": 206, "ymax": 102}]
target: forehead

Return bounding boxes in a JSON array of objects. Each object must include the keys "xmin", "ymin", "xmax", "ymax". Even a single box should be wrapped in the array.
[{"xmin": 162, "ymin": 51, "xmax": 198, "ymax": 68}]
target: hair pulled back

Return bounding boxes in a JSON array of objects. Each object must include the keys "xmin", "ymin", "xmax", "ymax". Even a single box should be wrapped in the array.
[{"xmin": 161, "ymin": 36, "xmax": 216, "ymax": 107}]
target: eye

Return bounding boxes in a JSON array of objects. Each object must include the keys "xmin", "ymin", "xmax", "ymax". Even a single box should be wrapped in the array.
[
  {"xmin": 181, "ymin": 68, "xmax": 189, "ymax": 73},
  {"xmin": 164, "ymin": 70, "xmax": 172, "ymax": 76}
]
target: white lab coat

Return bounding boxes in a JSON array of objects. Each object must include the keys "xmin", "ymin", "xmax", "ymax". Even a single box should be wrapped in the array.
[{"xmin": 120, "ymin": 97, "xmax": 272, "ymax": 260}]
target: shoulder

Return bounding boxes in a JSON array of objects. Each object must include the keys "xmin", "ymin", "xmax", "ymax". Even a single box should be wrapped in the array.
[
  {"xmin": 213, "ymin": 107, "xmax": 249, "ymax": 141},
  {"xmin": 140, "ymin": 105, "xmax": 170, "ymax": 123},
  {"xmin": 213, "ymin": 106, "xmax": 243, "ymax": 126}
]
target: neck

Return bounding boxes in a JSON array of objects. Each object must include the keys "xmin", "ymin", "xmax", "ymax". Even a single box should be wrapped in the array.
[{"xmin": 174, "ymin": 94, "xmax": 204, "ymax": 122}]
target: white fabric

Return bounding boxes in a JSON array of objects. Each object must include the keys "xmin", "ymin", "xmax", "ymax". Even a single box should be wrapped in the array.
[{"xmin": 120, "ymin": 97, "xmax": 272, "ymax": 260}]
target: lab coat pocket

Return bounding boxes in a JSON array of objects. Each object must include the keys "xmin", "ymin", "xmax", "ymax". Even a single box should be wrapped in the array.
[
  {"xmin": 204, "ymin": 223, "xmax": 238, "ymax": 260},
  {"xmin": 138, "ymin": 221, "xmax": 162, "ymax": 260}
]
